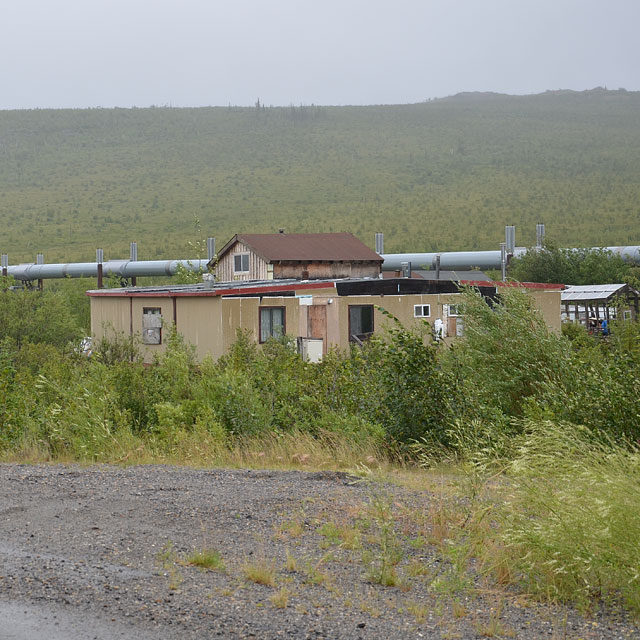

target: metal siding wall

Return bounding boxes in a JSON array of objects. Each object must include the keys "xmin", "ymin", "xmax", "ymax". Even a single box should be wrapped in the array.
[
  {"xmin": 90, "ymin": 287, "xmax": 562, "ymax": 363},
  {"xmin": 176, "ymin": 297, "xmax": 225, "ymax": 361},
  {"xmin": 90, "ymin": 297, "xmax": 130, "ymax": 341},
  {"xmin": 527, "ymin": 290, "xmax": 562, "ymax": 333}
]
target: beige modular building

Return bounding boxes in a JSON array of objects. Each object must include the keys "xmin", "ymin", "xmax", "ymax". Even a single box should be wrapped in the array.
[{"xmin": 88, "ymin": 278, "xmax": 563, "ymax": 364}]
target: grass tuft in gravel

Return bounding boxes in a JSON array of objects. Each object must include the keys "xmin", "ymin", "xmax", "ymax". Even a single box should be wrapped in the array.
[
  {"xmin": 362, "ymin": 492, "xmax": 404, "ymax": 587},
  {"xmin": 270, "ymin": 587, "xmax": 293, "ymax": 609},
  {"xmin": 243, "ymin": 557, "xmax": 277, "ymax": 586},
  {"xmin": 284, "ymin": 549, "xmax": 298, "ymax": 572},
  {"xmin": 186, "ymin": 548, "xmax": 225, "ymax": 571}
]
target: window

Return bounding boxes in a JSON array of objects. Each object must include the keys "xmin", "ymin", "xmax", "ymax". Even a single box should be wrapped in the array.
[
  {"xmin": 349, "ymin": 305, "xmax": 374, "ymax": 343},
  {"xmin": 448, "ymin": 305, "xmax": 460, "ymax": 316},
  {"xmin": 234, "ymin": 253, "xmax": 249, "ymax": 273},
  {"xmin": 414, "ymin": 304, "xmax": 430, "ymax": 318},
  {"xmin": 142, "ymin": 307, "xmax": 162, "ymax": 345},
  {"xmin": 260, "ymin": 307, "xmax": 285, "ymax": 342}
]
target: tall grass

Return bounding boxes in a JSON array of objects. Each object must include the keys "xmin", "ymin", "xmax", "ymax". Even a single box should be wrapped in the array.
[
  {"xmin": 473, "ymin": 420, "xmax": 640, "ymax": 614},
  {"xmin": 2, "ymin": 422, "xmax": 389, "ymax": 472}
]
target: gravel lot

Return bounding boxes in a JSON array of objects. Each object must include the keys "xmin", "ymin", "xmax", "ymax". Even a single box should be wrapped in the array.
[{"xmin": 0, "ymin": 464, "xmax": 638, "ymax": 639}]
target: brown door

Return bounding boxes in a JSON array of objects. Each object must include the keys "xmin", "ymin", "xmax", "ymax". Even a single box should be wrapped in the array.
[
  {"xmin": 447, "ymin": 316, "xmax": 457, "ymax": 337},
  {"xmin": 307, "ymin": 305, "xmax": 328, "ymax": 354}
]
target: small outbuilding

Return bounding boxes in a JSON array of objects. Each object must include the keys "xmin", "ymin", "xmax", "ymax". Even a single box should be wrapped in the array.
[
  {"xmin": 213, "ymin": 232, "xmax": 383, "ymax": 282},
  {"xmin": 561, "ymin": 283, "xmax": 639, "ymax": 328}
]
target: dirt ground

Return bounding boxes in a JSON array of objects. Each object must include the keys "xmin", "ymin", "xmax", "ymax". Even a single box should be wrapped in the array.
[{"xmin": 0, "ymin": 464, "xmax": 638, "ymax": 639}]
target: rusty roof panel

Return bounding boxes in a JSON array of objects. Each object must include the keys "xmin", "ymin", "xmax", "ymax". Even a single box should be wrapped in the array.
[{"xmin": 226, "ymin": 233, "xmax": 383, "ymax": 262}]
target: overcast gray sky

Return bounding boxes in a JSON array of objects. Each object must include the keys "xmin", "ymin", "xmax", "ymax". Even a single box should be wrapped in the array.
[{"xmin": 1, "ymin": 0, "xmax": 638, "ymax": 109}]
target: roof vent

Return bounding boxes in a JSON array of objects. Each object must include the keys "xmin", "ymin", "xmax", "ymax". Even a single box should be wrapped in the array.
[
  {"xmin": 536, "ymin": 223, "xmax": 545, "ymax": 248},
  {"xmin": 202, "ymin": 272, "xmax": 215, "ymax": 289},
  {"xmin": 375, "ymin": 232, "xmax": 384, "ymax": 254},
  {"xmin": 505, "ymin": 225, "xmax": 516, "ymax": 254},
  {"xmin": 207, "ymin": 237, "xmax": 216, "ymax": 261}
]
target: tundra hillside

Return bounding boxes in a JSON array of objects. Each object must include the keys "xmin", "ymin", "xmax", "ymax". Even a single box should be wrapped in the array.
[
  {"xmin": 1, "ymin": 88, "xmax": 640, "ymax": 263},
  {"xmin": 1, "ymin": 281, "xmax": 639, "ymax": 618}
]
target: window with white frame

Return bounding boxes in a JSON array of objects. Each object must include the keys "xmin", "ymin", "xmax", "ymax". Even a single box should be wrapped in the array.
[
  {"xmin": 414, "ymin": 304, "xmax": 430, "ymax": 318},
  {"xmin": 142, "ymin": 307, "xmax": 162, "ymax": 344},
  {"xmin": 234, "ymin": 253, "xmax": 249, "ymax": 273},
  {"xmin": 260, "ymin": 307, "xmax": 285, "ymax": 343}
]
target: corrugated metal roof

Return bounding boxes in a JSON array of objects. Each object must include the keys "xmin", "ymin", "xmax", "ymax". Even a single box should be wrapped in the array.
[
  {"xmin": 88, "ymin": 275, "xmax": 567, "ymax": 301},
  {"xmin": 382, "ymin": 270, "xmax": 492, "ymax": 281},
  {"xmin": 220, "ymin": 233, "xmax": 384, "ymax": 262},
  {"xmin": 417, "ymin": 269, "xmax": 493, "ymax": 282},
  {"xmin": 562, "ymin": 283, "xmax": 628, "ymax": 301},
  {"xmin": 87, "ymin": 278, "xmax": 340, "ymax": 297}
]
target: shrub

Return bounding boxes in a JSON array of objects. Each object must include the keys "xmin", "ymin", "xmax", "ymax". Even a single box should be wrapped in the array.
[
  {"xmin": 195, "ymin": 365, "xmax": 271, "ymax": 436},
  {"xmin": 443, "ymin": 286, "xmax": 570, "ymax": 419},
  {"xmin": 0, "ymin": 287, "xmax": 83, "ymax": 349},
  {"xmin": 368, "ymin": 313, "xmax": 459, "ymax": 445},
  {"xmin": 536, "ymin": 347, "xmax": 640, "ymax": 441}
]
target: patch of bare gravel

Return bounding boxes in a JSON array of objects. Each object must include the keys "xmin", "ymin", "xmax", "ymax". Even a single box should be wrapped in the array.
[{"xmin": 0, "ymin": 464, "xmax": 638, "ymax": 639}]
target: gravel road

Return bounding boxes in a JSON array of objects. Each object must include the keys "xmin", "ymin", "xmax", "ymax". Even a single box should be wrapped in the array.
[{"xmin": 0, "ymin": 464, "xmax": 638, "ymax": 639}]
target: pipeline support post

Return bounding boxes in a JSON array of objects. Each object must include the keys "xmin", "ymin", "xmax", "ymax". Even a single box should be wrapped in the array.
[
  {"xmin": 500, "ymin": 243, "xmax": 507, "ymax": 282},
  {"xmin": 130, "ymin": 242, "xmax": 138, "ymax": 287},
  {"xmin": 36, "ymin": 253, "xmax": 44, "ymax": 290},
  {"xmin": 96, "ymin": 248, "xmax": 104, "ymax": 289},
  {"xmin": 1, "ymin": 254, "xmax": 8, "ymax": 291}
]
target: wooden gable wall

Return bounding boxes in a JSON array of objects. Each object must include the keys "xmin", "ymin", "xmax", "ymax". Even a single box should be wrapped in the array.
[{"xmin": 216, "ymin": 240, "xmax": 269, "ymax": 282}]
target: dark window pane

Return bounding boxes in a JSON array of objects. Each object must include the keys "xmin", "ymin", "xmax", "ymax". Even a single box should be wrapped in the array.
[
  {"xmin": 234, "ymin": 254, "xmax": 249, "ymax": 272},
  {"xmin": 349, "ymin": 305, "xmax": 374, "ymax": 341}
]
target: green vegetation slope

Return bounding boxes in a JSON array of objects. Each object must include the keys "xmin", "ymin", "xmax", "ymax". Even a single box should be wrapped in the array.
[{"xmin": 1, "ymin": 88, "xmax": 639, "ymax": 263}]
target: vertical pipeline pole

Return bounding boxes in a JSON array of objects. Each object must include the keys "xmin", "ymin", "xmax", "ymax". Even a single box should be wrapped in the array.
[
  {"xmin": 130, "ymin": 242, "xmax": 138, "ymax": 287},
  {"xmin": 1, "ymin": 254, "xmax": 8, "ymax": 291},
  {"xmin": 36, "ymin": 253, "xmax": 44, "ymax": 290},
  {"xmin": 96, "ymin": 248, "xmax": 104, "ymax": 289},
  {"xmin": 500, "ymin": 243, "xmax": 507, "ymax": 282}
]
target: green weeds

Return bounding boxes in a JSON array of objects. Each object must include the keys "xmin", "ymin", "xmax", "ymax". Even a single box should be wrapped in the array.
[
  {"xmin": 362, "ymin": 493, "xmax": 404, "ymax": 587},
  {"xmin": 243, "ymin": 556, "xmax": 278, "ymax": 587},
  {"xmin": 186, "ymin": 548, "xmax": 225, "ymax": 571}
]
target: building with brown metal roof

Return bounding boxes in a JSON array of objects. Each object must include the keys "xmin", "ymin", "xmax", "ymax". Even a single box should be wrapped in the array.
[{"xmin": 213, "ymin": 232, "xmax": 383, "ymax": 282}]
